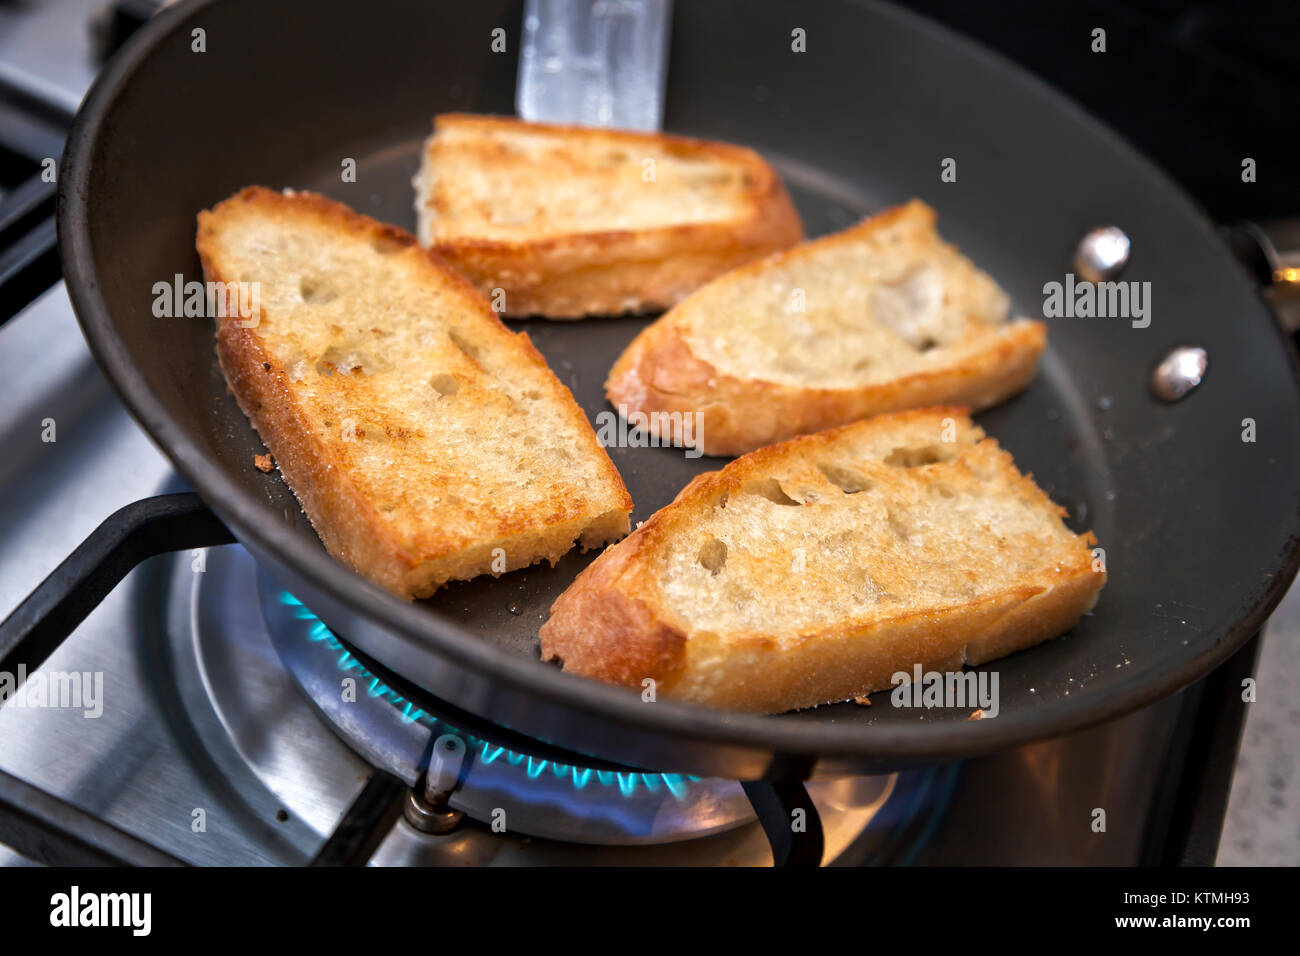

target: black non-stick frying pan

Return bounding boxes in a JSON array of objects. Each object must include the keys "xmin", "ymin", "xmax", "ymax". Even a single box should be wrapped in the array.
[{"xmin": 58, "ymin": 0, "xmax": 1300, "ymax": 779}]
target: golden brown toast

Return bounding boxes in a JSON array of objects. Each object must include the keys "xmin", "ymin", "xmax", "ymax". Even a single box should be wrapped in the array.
[
  {"xmin": 607, "ymin": 200, "xmax": 1047, "ymax": 455},
  {"xmin": 197, "ymin": 187, "xmax": 632, "ymax": 598},
  {"xmin": 413, "ymin": 113, "xmax": 804, "ymax": 318},
  {"xmin": 540, "ymin": 408, "xmax": 1104, "ymax": 714}
]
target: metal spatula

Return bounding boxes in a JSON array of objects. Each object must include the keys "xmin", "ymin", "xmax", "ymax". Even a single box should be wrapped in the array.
[{"xmin": 516, "ymin": 0, "xmax": 672, "ymax": 132}]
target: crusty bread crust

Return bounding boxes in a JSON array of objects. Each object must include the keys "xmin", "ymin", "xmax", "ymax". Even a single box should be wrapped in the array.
[
  {"xmin": 540, "ymin": 408, "xmax": 1105, "ymax": 714},
  {"xmin": 415, "ymin": 114, "xmax": 804, "ymax": 318},
  {"xmin": 197, "ymin": 187, "xmax": 632, "ymax": 598},
  {"xmin": 608, "ymin": 311, "xmax": 1046, "ymax": 459},
  {"xmin": 607, "ymin": 201, "xmax": 1047, "ymax": 456}
]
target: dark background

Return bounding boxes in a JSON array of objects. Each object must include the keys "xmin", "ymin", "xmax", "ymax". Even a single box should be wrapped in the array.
[
  {"xmin": 901, "ymin": 0, "xmax": 1299, "ymax": 222},
  {"xmin": 90, "ymin": 0, "xmax": 1300, "ymax": 224}
]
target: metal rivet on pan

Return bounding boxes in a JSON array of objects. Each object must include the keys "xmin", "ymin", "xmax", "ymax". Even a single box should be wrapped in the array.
[
  {"xmin": 1075, "ymin": 226, "xmax": 1131, "ymax": 282},
  {"xmin": 1151, "ymin": 346, "xmax": 1208, "ymax": 402}
]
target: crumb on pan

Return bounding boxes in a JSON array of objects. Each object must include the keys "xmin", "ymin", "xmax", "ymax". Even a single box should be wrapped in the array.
[
  {"xmin": 968, "ymin": 708, "xmax": 986, "ymax": 720},
  {"xmin": 853, "ymin": 695, "xmax": 872, "ymax": 707},
  {"xmin": 254, "ymin": 453, "xmax": 274, "ymax": 473}
]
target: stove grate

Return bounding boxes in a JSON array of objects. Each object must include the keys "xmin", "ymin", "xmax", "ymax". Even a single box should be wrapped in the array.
[{"xmin": 0, "ymin": 493, "xmax": 828, "ymax": 865}]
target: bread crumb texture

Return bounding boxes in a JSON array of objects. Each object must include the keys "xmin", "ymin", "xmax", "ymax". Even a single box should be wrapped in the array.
[
  {"xmin": 424, "ymin": 118, "xmax": 759, "ymax": 239},
  {"xmin": 606, "ymin": 200, "xmax": 1047, "ymax": 454},
  {"xmin": 414, "ymin": 114, "xmax": 803, "ymax": 317},
  {"xmin": 683, "ymin": 201, "xmax": 1014, "ymax": 387},
  {"xmin": 541, "ymin": 408, "xmax": 1104, "ymax": 713},
  {"xmin": 197, "ymin": 187, "xmax": 631, "ymax": 598}
]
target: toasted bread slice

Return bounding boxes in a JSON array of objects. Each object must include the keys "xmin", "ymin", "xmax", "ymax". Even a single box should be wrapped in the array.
[
  {"xmin": 197, "ymin": 187, "xmax": 632, "ymax": 598},
  {"xmin": 607, "ymin": 200, "xmax": 1047, "ymax": 456},
  {"xmin": 540, "ymin": 408, "xmax": 1103, "ymax": 714},
  {"xmin": 413, "ymin": 113, "xmax": 804, "ymax": 318}
]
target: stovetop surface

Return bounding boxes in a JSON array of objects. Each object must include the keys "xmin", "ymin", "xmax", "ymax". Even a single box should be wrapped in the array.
[{"xmin": 1, "ymin": 0, "xmax": 1297, "ymax": 865}]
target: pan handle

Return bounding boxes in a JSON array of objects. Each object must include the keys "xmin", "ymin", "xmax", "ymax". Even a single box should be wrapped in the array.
[
  {"xmin": 0, "ymin": 493, "xmax": 234, "ymax": 689},
  {"xmin": 1219, "ymin": 220, "xmax": 1300, "ymax": 337},
  {"xmin": 517, "ymin": 0, "xmax": 672, "ymax": 131}
]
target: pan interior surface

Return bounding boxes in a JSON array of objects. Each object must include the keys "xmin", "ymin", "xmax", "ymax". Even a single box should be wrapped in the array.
[
  {"xmin": 60, "ymin": 0, "xmax": 1300, "ymax": 768},
  {"xmin": 309, "ymin": 137, "xmax": 1118, "ymax": 731}
]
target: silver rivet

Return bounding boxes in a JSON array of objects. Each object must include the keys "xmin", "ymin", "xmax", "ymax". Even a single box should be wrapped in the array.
[
  {"xmin": 1075, "ymin": 226, "xmax": 1131, "ymax": 282},
  {"xmin": 1151, "ymin": 346, "xmax": 1208, "ymax": 402}
]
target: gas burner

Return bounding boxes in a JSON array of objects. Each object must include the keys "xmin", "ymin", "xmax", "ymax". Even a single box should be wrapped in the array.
[
  {"xmin": 173, "ymin": 544, "xmax": 956, "ymax": 863},
  {"xmin": 259, "ymin": 572, "xmax": 757, "ymax": 845}
]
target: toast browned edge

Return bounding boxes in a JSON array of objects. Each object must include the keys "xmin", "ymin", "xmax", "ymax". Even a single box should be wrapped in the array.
[
  {"xmin": 606, "ymin": 202, "xmax": 1048, "ymax": 456},
  {"xmin": 539, "ymin": 407, "xmax": 1104, "ymax": 714},
  {"xmin": 196, "ymin": 186, "xmax": 632, "ymax": 598},
  {"xmin": 419, "ymin": 113, "xmax": 805, "ymax": 318}
]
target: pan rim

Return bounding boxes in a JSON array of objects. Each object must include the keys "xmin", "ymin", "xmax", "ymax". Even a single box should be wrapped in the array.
[{"xmin": 57, "ymin": 0, "xmax": 1300, "ymax": 770}]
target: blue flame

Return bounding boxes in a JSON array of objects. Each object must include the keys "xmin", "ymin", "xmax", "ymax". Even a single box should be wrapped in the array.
[{"xmin": 279, "ymin": 591, "xmax": 695, "ymax": 800}]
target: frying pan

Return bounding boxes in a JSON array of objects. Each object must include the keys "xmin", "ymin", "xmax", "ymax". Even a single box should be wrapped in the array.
[{"xmin": 58, "ymin": 0, "xmax": 1300, "ymax": 779}]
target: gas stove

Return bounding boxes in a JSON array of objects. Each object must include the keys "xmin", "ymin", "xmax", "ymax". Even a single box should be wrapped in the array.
[{"xmin": 0, "ymin": 0, "xmax": 1292, "ymax": 867}]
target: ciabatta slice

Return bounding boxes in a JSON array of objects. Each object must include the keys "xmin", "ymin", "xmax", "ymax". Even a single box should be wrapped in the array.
[
  {"xmin": 607, "ymin": 200, "xmax": 1047, "ymax": 456},
  {"xmin": 197, "ymin": 187, "xmax": 632, "ymax": 598},
  {"xmin": 413, "ymin": 113, "xmax": 803, "ymax": 318},
  {"xmin": 540, "ymin": 408, "xmax": 1103, "ymax": 714}
]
